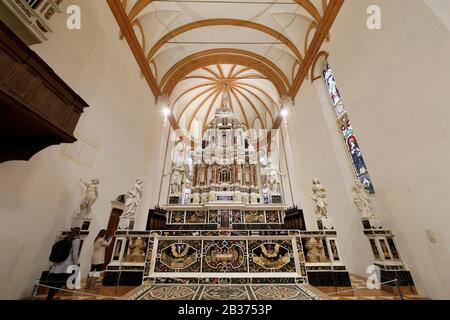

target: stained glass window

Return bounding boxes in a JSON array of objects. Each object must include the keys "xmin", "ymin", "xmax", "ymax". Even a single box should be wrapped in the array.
[{"xmin": 323, "ymin": 64, "xmax": 375, "ymax": 193}]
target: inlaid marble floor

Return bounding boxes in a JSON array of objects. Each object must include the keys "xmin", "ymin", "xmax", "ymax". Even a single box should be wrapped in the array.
[
  {"xmin": 128, "ymin": 284, "xmax": 321, "ymax": 300},
  {"xmin": 32, "ymin": 274, "xmax": 428, "ymax": 300},
  {"xmin": 318, "ymin": 274, "xmax": 428, "ymax": 300}
]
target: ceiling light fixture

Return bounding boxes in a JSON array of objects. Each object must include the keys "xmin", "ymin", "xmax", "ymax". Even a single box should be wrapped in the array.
[{"xmin": 162, "ymin": 107, "xmax": 171, "ymax": 117}]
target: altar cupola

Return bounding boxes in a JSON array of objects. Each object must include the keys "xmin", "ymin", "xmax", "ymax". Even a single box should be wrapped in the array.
[
  {"xmin": 207, "ymin": 84, "xmax": 244, "ymax": 131},
  {"xmin": 216, "ymin": 84, "xmax": 233, "ymax": 115}
]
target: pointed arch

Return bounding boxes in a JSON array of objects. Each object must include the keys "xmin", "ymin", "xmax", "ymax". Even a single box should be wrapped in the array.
[{"xmin": 161, "ymin": 48, "xmax": 289, "ymax": 95}]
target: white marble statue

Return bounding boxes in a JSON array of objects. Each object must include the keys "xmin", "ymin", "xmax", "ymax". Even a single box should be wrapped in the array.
[
  {"xmin": 201, "ymin": 192, "xmax": 209, "ymax": 204},
  {"xmin": 219, "ymin": 86, "xmax": 232, "ymax": 113},
  {"xmin": 250, "ymin": 193, "xmax": 258, "ymax": 204},
  {"xmin": 192, "ymin": 193, "xmax": 200, "ymax": 204},
  {"xmin": 268, "ymin": 170, "xmax": 281, "ymax": 194},
  {"xmin": 352, "ymin": 179, "xmax": 376, "ymax": 219},
  {"xmin": 242, "ymin": 193, "xmax": 249, "ymax": 204},
  {"xmin": 122, "ymin": 179, "xmax": 144, "ymax": 219},
  {"xmin": 170, "ymin": 164, "xmax": 185, "ymax": 195},
  {"xmin": 79, "ymin": 179, "xmax": 100, "ymax": 218},
  {"xmin": 311, "ymin": 179, "xmax": 328, "ymax": 219}
]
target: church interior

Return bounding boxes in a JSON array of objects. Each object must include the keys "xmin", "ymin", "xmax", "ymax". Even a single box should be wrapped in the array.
[{"xmin": 0, "ymin": 0, "xmax": 449, "ymax": 301}]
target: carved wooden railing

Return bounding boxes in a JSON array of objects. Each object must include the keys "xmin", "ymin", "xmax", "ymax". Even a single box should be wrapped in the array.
[
  {"xmin": 0, "ymin": 0, "xmax": 63, "ymax": 44},
  {"xmin": 0, "ymin": 20, "xmax": 88, "ymax": 163}
]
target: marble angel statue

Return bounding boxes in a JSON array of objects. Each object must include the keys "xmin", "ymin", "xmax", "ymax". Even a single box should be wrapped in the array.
[
  {"xmin": 122, "ymin": 179, "xmax": 145, "ymax": 219},
  {"xmin": 169, "ymin": 163, "xmax": 186, "ymax": 195},
  {"xmin": 79, "ymin": 179, "xmax": 100, "ymax": 218},
  {"xmin": 352, "ymin": 179, "xmax": 376, "ymax": 218},
  {"xmin": 311, "ymin": 179, "xmax": 328, "ymax": 219},
  {"xmin": 268, "ymin": 169, "xmax": 282, "ymax": 194}
]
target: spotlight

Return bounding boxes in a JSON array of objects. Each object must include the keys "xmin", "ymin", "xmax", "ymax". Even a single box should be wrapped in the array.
[
  {"xmin": 162, "ymin": 107, "xmax": 171, "ymax": 117},
  {"xmin": 280, "ymin": 108, "xmax": 288, "ymax": 118}
]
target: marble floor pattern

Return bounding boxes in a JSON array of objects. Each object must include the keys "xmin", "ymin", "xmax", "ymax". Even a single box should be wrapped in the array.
[
  {"xmin": 320, "ymin": 274, "xmax": 428, "ymax": 300},
  {"xmin": 32, "ymin": 274, "xmax": 428, "ymax": 300},
  {"xmin": 129, "ymin": 284, "xmax": 321, "ymax": 300}
]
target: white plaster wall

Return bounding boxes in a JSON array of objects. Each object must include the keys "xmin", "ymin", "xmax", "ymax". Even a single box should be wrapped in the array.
[
  {"xmin": 286, "ymin": 79, "xmax": 374, "ymax": 278},
  {"xmin": 315, "ymin": 0, "xmax": 450, "ymax": 299},
  {"xmin": 0, "ymin": 0, "xmax": 163, "ymax": 299},
  {"xmin": 280, "ymin": 125, "xmax": 304, "ymax": 207},
  {"xmin": 424, "ymin": 0, "xmax": 450, "ymax": 31},
  {"xmin": 135, "ymin": 119, "xmax": 172, "ymax": 229}
]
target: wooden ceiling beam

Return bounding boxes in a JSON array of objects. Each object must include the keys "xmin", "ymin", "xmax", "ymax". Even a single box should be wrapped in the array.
[
  {"xmin": 107, "ymin": 0, "xmax": 343, "ymax": 136},
  {"xmin": 233, "ymin": 84, "xmax": 275, "ymax": 124},
  {"xmin": 200, "ymin": 89, "xmax": 223, "ymax": 135},
  {"xmin": 262, "ymin": 0, "xmax": 344, "ymax": 146},
  {"xmin": 147, "ymin": 19, "xmax": 303, "ymax": 64},
  {"xmin": 176, "ymin": 86, "xmax": 218, "ymax": 122},
  {"xmin": 107, "ymin": 0, "xmax": 161, "ymax": 96},
  {"xmin": 160, "ymin": 48, "xmax": 289, "ymax": 95},
  {"xmin": 173, "ymin": 82, "xmax": 217, "ymax": 106},
  {"xmin": 128, "ymin": 0, "xmax": 153, "ymax": 22},
  {"xmin": 233, "ymin": 87, "xmax": 266, "ymax": 129},
  {"xmin": 294, "ymin": 0, "xmax": 322, "ymax": 22},
  {"xmin": 230, "ymin": 87, "xmax": 250, "ymax": 130},
  {"xmin": 289, "ymin": 0, "xmax": 344, "ymax": 97},
  {"xmin": 187, "ymin": 89, "xmax": 221, "ymax": 132}
]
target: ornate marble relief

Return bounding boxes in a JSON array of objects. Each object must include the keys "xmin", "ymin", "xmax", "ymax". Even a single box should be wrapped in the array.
[
  {"xmin": 244, "ymin": 211, "xmax": 265, "ymax": 224},
  {"xmin": 248, "ymin": 240, "xmax": 295, "ymax": 273},
  {"xmin": 160, "ymin": 243, "xmax": 198, "ymax": 271},
  {"xmin": 302, "ymin": 237, "xmax": 330, "ymax": 263},
  {"xmin": 186, "ymin": 211, "xmax": 207, "ymax": 224},
  {"xmin": 203, "ymin": 240, "xmax": 247, "ymax": 273},
  {"xmin": 123, "ymin": 237, "xmax": 148, "ymax": 263},
  {"xmin": 266, "ymin": 211, "xmax": 281, "ymax": 223},
  {"xmin": 155, "ymin": 240, "xmax": 201, "ymax": 273}
]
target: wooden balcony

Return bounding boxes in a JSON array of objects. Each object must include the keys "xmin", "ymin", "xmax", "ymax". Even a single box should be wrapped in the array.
[
  {"xmin": 0, "ymin": 20, "xmax": 88, "ymax": 163},
  {"xmin": 0, "ymin": 0, "xmax": 63, "ymax": 45}
]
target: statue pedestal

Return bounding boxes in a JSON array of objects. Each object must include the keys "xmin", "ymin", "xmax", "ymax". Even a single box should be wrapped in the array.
[
  {"xmin": 250, "ymin": 193, "xmax": 261, "ymax": 204},
  {"xmin": 271, "ymin": 194, "xmax": 283, "ymax": 204},
  {"xmin": 71, "ymin": 216, "xmax": 92, "ymax": 231},
  {"xmin": 362, "ymin": 217, "xmax": 383, "ymax": 230},
  {"xmin": 317, "ymin": 217, "xmax": 334, "ymax": 230},
  {"xmin": 169, "ymin": 195, "xmax": 181, "ymax": 204},
  {"xmin": 118, "ymin": 217, "xmax": 135, "ymax": 231}
]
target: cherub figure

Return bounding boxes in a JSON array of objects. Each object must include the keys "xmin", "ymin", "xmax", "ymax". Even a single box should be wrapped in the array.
[
  {"xmin": 311, "ymin": 179, "xmax": 328, "ymax": 219},
  {"xmin": 122, "ymin": 179, "xmax": 144, "ymax": 219},
  {"xmin": 352, "ymin": 179, "xmax": 375, "ymax": 218},
  {"xmin": 79, "ymin": 179, "xmax": 100, "ymax": 218}
]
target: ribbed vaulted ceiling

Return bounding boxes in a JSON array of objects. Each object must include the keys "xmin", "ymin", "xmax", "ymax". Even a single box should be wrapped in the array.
[
  {"xmin": 173, "ymin": 64, "xmax": 279, "ymax": 138},
  {"xmin": 110, "ymin": 0, "xmax": 342, "ymax": 133}
]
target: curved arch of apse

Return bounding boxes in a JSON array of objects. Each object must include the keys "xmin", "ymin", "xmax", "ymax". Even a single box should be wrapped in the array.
[{"xmin": 161, "ymin": 49, "xmax": 289, "ymax": 96}]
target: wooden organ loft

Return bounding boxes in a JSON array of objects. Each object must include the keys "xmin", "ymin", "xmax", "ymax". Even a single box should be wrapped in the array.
[{"xmin": 0, "ymin": 20, "xmax": 88, "ymax": 163}]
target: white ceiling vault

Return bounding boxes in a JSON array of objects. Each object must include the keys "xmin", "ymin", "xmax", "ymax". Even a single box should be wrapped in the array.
[
  {"xmin": 173, "ymin": 64, "xmax": 279, "ymax": 138},
  {"xmin": 110, "ymin": 0, "xmax": 342, "ymax": 133}
]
